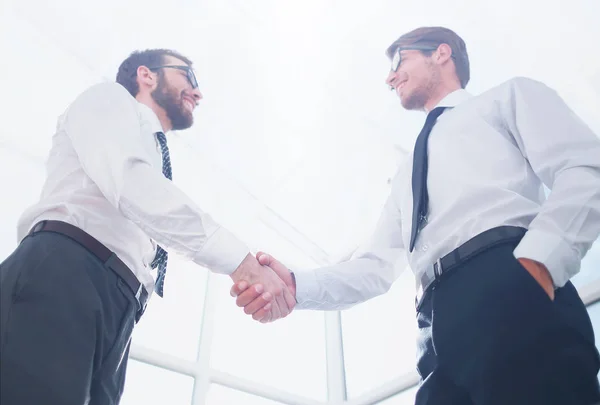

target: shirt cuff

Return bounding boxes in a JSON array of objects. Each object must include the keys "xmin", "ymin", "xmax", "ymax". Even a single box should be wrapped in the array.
[
  {"xmin": 193, "ymin": 227, "xmax": 250, "ymax": 275},
  {"xmin": 512, "ymin": 228, "xmax": 580, "ymax": 288},
  {"xmin": 292, "ymin": 269, "xmax": 321, "ymax": 310}
]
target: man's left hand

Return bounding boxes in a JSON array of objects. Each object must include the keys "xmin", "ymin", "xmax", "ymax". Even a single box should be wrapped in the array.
[{"xmin": 518, "ymin": 258, "xmax": 555, "ymax": 301}]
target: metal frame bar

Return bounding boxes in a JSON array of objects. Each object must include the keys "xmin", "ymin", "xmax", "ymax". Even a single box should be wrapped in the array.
[
  {"xmin": 211, "ymin": 370, "xmax": 324, "ymax": 405},
  {"xmin": 190, "ymin": 272, "xmax": 218, "ymax": 404},
  {"xmin": 346, "ymin": 373, "xmax": 420, "ymax": 405},
  {"xmin": 325, "ymin": 311, "xmax": 348, "ymax": 403},
  {"xmin": 580, "ymin": 279, "xmax": 600, "ymax": 306},
  {"xmin": 130, "ymin": 278, "xmax": 600, "ymax": 405}
]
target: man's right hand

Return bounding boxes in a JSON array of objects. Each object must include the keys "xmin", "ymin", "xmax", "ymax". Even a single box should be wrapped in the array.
[
  {"xmin": 230, "ymin": 251, "xmax": 296, "ymax": 322},
  {"xmin": 230, "ymin": 253, "xmax": 295, "ymax": 321}
]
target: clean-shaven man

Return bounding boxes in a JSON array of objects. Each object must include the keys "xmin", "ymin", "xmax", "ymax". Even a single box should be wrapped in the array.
[{"xmin": 231, "ymin": 27, "xmax": 600, "ymax": 405}]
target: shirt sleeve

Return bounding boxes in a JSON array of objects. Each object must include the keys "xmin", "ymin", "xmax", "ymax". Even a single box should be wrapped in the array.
[
  {"xmin": 294, "ymin": 178, "xmax": 408, "ymax": 310},
  {"xmin": 63, "ymin": 82, "xmax": 249, "ymax": 274},
  {"xmin": 506, "ymin": 77, "xmax": 600, "ymax": 287}
]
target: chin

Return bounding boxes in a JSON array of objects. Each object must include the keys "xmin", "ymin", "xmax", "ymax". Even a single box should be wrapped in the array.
[
  {"xmin": 401, "ymin": 96, "xmax": 425, "ymax": 111},
  {"xmin": 399, "ymin": 92, "xmax": 412, "ymax": 109},
  {"xmin": 401, "ymin": 99, "xmax": 417, "ymax": 110},
  {"xmin": 185, "ymin": 113, "xmax": 194, "ymax": 127},
  {"xmin": 171, "ymin": 110, "xmax": 195, "ymax": 131}
]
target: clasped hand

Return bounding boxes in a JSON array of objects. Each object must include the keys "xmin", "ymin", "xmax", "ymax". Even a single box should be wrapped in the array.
[{"xmin": 229, "ymin": 252, "xmax": 296, "ymax": 323}]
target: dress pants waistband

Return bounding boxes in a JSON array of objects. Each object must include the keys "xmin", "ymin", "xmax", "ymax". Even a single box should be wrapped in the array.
[
  {"xmin": 28, "ymin": 220, "xmax": 149, "ymax": 322},
  {"xmin": 415, "ymin": 225, "xmax": 527, "ymax": 310}
]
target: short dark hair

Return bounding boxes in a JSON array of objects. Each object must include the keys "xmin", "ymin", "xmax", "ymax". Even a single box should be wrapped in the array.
[
  {"xmin": 386, "ymin": 27, "xmax": 470, "ymax": 88},
  {"xmin": 116, "ymin": 49, "xmax": 193, "ymax": 97}
]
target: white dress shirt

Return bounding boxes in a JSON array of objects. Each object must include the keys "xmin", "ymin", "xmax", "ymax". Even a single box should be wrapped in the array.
[
  {"xmin": 17, "ymin": 82, "xmax": 250, "ymax": 295},
  {"xmin": 294, "ymin": 76, "xmax": 600, "ymax": 311}
]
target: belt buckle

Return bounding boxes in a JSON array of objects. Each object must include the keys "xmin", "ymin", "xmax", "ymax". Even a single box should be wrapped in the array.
[
  {"xmin": 135, "ymin": 284, "xmax": 143, "ymax": 302},
  {"xmin": 433, "ymin": 258, "xmax": 443, "ymax": 279},
  {"xmin": 31, "ymin": 220, "xmax": 47, "ymax": 234},
  {"xmin": 415, "ymin": 284, "xmax": 425, "ymax": 310}
]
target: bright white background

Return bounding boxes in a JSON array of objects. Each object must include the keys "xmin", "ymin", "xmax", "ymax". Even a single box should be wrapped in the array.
[{"xmin": 1, "ymin": 0, "xmax": 599, "ymax": 403}]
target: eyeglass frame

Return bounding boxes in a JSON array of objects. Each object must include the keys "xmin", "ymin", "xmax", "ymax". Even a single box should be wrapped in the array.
[
  {"xmin": 390, "ymin": 44, "xmax": 441, "ymax": 72},
  {"xmin": 147, "ymin": 65, "xmax": 199, "ymax": 89}
]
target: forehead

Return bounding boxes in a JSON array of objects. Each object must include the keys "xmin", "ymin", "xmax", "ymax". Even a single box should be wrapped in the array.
[
  {"xmin": 162, "ymin": 55, "xmax": 189, "ymax": 67},
  {"xmin": 398, "ymin": 49, "xmax": 425, "ymax": 58}
]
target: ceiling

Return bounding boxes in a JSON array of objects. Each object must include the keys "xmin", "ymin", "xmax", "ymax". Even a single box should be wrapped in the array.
[{"xmin": 2, "ymin": 0, "xmax": 599, "ymax": 269}]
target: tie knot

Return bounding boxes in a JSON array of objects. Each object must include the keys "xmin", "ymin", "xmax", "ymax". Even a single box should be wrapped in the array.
[{"xmin": 426, "ymin": 106, "xmax": 448, "ymax": 122}]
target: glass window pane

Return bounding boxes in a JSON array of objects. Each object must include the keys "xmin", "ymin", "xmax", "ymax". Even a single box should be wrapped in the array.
[
  {"xmin": 120, "ymin": 360, "xmax": 194, "ymax": 405},
  {"xmin": 0, "ymin": 149, "xmax": 45, "ymax": 260},
  {"xmin": 131, "ymin": 257, "xmax": 208, "ymax": 361},
  {"xmin": 572, "ymin": 240, "xmax": 600, "ymax": 290},
  {"xmin": 342, "ymin": 270, "xmax": 419, "ymax": 398},
  {"xmin": 378, "ymin": 385, "xmax": 418, "ymax": 404},
  {"xmin": 3, "ymin": 9, "xmax": 99, "ymax": 160},
  {"xmin": 209, "ymin": 272, "xmax": 328, "ymax": 401},
  {"xmin": 206, "ymin": 384, "xmax": 287, "ymax": 405}
]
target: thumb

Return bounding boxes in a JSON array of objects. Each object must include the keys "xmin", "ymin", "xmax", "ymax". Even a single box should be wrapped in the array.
[
  {"xmin": 257, "ymin": 252, "xmax": 272, "ymax": 266},
  {"xmin": 256, "ymin": 252, "xmax": 290, "ymax": 281}
]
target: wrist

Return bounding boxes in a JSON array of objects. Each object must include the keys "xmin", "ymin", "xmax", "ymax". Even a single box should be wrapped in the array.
[
  {"xmin": 230, "ymin": 253, "xmax": 254, "ymax": 281},
  {"xmin": 290, "ymin": 271, "xmax": 298, "ymax": 302}
]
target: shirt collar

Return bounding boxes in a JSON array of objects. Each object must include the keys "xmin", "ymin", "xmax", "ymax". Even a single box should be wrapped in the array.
[
  {"xmin": 425, "ymin": 89, "xmax": 472, "ymax": 113},
  {"xmin": 137, "ymin": 101, "xmax": 166, "ymax": 134}
]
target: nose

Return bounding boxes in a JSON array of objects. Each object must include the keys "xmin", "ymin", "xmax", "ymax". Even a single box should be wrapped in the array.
[
  {"xmin": 385, "ymin": 70, "xmax": 396, "ymax": 87},
  {"xmin": 190, "ymin": 87, "xmax": 203, "ymax": 102}
]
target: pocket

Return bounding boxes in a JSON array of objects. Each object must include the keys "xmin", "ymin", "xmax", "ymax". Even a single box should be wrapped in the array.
[
  {"xmin": 12, "ymin": 242, "xmax": 63, "ymax": 302},
  {"xmin": 429, "ymin": 245, "xmax": 558, "ymax": 381},
  {"xmin": 95, "ymin": 277, "xmax": 136, "ymax": 378},
  {"xmin": 510, "ymin": 256, "xmax": 553, "ymax": 302}
]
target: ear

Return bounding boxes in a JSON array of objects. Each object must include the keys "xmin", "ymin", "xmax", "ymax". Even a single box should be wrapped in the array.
[
  {"xmin": 434, "ymin": 43, "xmax": 453, "ymax": 65},
  {"xmin": 136, "ymin": 65, "xmax": 156, "ymax": 91}
]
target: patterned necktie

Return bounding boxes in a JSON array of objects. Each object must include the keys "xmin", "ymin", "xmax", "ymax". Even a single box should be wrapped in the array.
[
  {"xmin": 151, "ymin": 131, "xmax": 172, "ymax": 297},
  {"xmin": 409, "ymin": 106, "xmax": 448, "ymax": 252}
]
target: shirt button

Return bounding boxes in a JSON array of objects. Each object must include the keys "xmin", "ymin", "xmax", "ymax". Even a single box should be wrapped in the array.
[{"xmin": 421, "ymin": 244, "xmax": 429, "ymax": 252}]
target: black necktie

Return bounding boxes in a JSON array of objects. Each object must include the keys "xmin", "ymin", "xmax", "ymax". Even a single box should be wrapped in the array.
[
  {"xmin": 151, "ymin": 131, "xmax": 172, "ymax": 297},
  {"xmin": 409, "ymin": 107, "xmax": 448, "ymax": 252}
]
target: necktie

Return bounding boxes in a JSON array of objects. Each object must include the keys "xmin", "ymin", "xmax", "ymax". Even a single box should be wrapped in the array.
[
  {"xmin": 151, "ymin": 131, "xmax": 172, "ymax": 297},
  {"xmin": 409, "ymin": 106, "xmax": 448, "ymax": 252}
]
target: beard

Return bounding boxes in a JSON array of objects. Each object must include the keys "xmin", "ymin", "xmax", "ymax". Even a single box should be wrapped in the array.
[
  {"xmin": 151, "ymin": 78, "xmax": 194, "ymax": 130},
  {"xmin": 401, "ymin": 63, "xmax": 440, "ymax": 111},
  {"xmin": 402, "ymin": 86, "xmax": 432, "ymax": 110}
]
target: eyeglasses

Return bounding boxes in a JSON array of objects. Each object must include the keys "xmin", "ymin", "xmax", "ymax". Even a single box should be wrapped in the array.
[
  {"xmin": 390, "ymin": 45, "xmax": 439, "ymax": 72},
  {"xmin": 148, "ymin": 65, "xmax": 198, "ymax": 89}
]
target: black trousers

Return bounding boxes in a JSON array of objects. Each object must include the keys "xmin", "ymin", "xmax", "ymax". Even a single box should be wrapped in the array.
[
  {"xmin": 0, "ymin": 231, "xmax": 137, "ymax": 405},
  {"xmin": 415, "ymin": 237, "xmax": 600, "ymax": 405}
]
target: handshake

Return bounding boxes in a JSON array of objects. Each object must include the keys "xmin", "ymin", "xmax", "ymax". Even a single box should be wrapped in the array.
[{"xmin": 229, "ymin": 252, "xmax": 297, "ymax": 323}]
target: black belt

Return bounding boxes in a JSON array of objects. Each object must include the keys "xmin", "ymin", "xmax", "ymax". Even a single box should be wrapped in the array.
[
  {"xmin": 415, "ymin": 225, "xmax": 527, "ymax": 309},
  {"xmin": 29, "ymin": 220, "xmax": 149, "ymax": 322}
]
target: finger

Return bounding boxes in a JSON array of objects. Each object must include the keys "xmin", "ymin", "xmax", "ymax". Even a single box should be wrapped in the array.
[
  {"xmin": 230, "ymin": 281, "xmax": 248, "ymax": 297},
  {"xmin": 260, "ymin": 308, "xmax": 273, "ymax": 323},
  {"xmin": 235, "ymin": 284, "xmax": 264, "ymax": 307},
  {"xmin": 242, "ymin": 292, "xmax": 273, "ymax": 315},
  {"xmin": 269, "ymin": 299, "xmax": 282, "ymax": 321},
  {"xmin": 273, "ymin": 295, "xmax": 290, "ymax": 319},
  {"xmin": 252, "ymin": 303, "xmax": 272, "ymax": 321}
]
